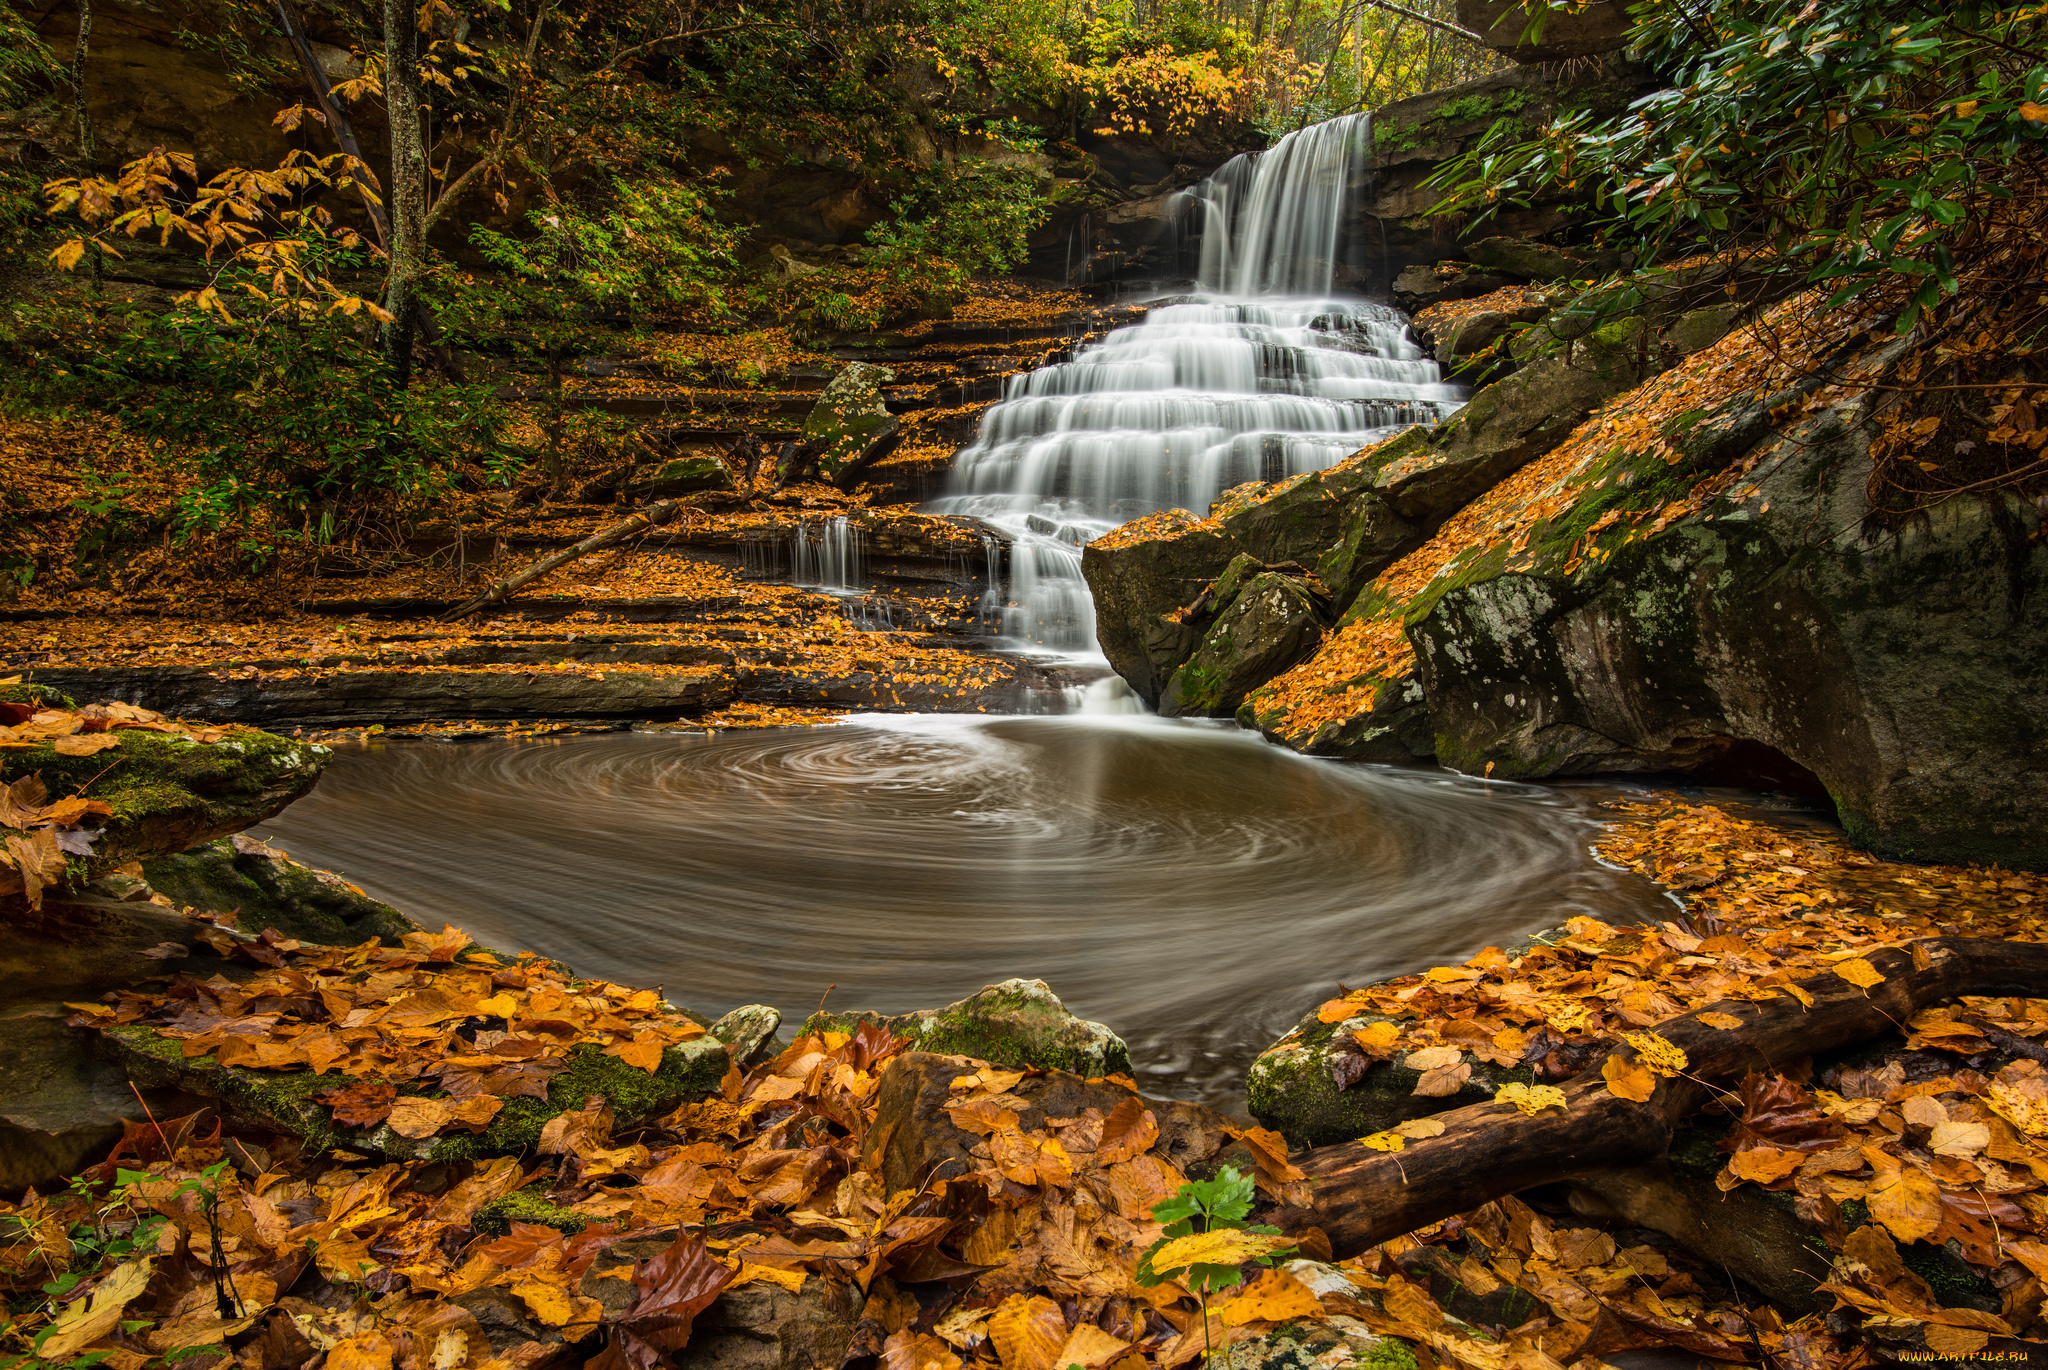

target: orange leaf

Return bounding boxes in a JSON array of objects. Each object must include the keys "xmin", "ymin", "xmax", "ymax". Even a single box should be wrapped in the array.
[
  {"xmin": 1603, "ymin": 1054, "xmax": 1657, "ymax": 1103},
  {"xmin": 606, "ymin": 1032, "xmax": 665, "ymax": 1074},
  {"xmin": 1869, "ymin": 1165, "xmax": 1942, "ymax": 1243}
]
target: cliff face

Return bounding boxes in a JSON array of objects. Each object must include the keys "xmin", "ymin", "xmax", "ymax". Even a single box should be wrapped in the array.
[{"xmin": 1084, "ymin": 266, "xmax": 2048, "ymax": 869}]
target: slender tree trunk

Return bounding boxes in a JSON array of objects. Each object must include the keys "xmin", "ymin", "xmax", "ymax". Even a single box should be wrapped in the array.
[
  {"xmin": 71, "ymin": 0, "xmax": 99, "ymax": 298},
  {"xmin": 381, "ymin": 0, "xmax": 427, "ymax": 387},
  {"xmin": 274, "ymin": 0, "xmax": 390, "ymax": 249}
]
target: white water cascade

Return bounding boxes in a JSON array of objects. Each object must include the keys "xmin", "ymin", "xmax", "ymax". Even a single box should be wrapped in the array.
[
  {"xmin": 928, "ymin": 112, "xmax": 1464, "ymax": 656},
  {"xmin": 792, "ymin": 517, "xmax": 862, "ymax": 591}
]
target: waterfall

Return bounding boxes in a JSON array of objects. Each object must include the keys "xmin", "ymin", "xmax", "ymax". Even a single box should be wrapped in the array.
[
  {"xmin": 793, "ymin": 517, "xmax": 862, "ymax": 591},
  {"xmin": 927, "ymin": 112, "xmax": 1464, "ymax": 657}
]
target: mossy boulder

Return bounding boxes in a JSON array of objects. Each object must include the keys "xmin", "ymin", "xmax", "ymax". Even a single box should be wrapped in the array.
[
  {"xmin": 142, "ymin": 834, "xmax": 420, "ymax": 945},
  {"xmin": 1246, "ymin": 1007, "xmax": 1530, "ymax": 1150},
  {"xmin": 0, "ymin": 720, "xmax": 328, "ymax": 885},
  {"xmin": 1410, "ymin": 392, "xmax": 2048, "ymax": 867},
  {"xmin": 1372, "ymin": 342, "xmax": 1645, "ymax": 524},
  {"xmin": 1214, "ymin": 466, "xmax": 1366, "ymax": 568},
  {"xmin": 1159, "ymin": 572, "xmax": 1328, "ymax": 719},
  {"xmin": 98, "ymin": 1002, "xmax": 782, "ymax": 1163},
  {"xmin": 1315, "ymin": 493, "xmax": 1423, "ymax": 612},
  {"xmin": 1081, "ymin": 510, "xmax": 1242, "ymax": 707},
  {"xmin": 804, "ymin": 978, "xmax": 1129, "ymax": 1078},
  {"xmin": 624, "ymin": 455, "xmax": 734, "ymax": 500},
  {"xmin": 799, "ymin": 362, "xmax": 902, "ymax": 485}
]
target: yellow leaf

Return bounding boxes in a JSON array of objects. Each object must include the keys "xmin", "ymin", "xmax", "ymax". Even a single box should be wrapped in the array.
[
  {"xmin": 1393, "ymin": 1117, "xmax": 1446, "ymax": 1139},
  {"xmin": 1724, "ymin": 1147, "xmax": 1803, "ymax": 1186},
  {"xmin": 1925, "ymin": 1325, "xmax": 1989, "ymax": 1357},
  {"xmin": 1954, "ymin": 100, "xmax": 1979, "ymax": 118},
  {"xmin": 38, "ymin": 1257, "xmax": 154, "ymax": 1358},
  {"xmin": 1147, "ymin": 1228, "xmax": 1293, "ymax": 1275},
  {"xmin": 2020, "ymin": 101, "xmax": 2048, "ymax": 123},
  {"xmin": 1603, "ymin": 1054, "xmax": 1657, "ymax": 1103},
  {"xmin": 1698, "ymin": 1012, "xmax": 1743, "ymax": 1030},
  {"xmin": 1412, "ymin": 1062, "xmax": 1472, "ymax": 1097},
  {"xmin": 1869, "ymin": 1166, "xmax": 1943, "ymax": 1243},
  {"xmin": 1988, "ymin": 1081, "xmax": 2048, "ymax": 1138},
  {"xmin": 1620, "ymin": 1031, "xmax": 1687, "ymax": 1078},
  {"xmin": 324, "ymin": 1333, "xmax": 396, "ymax": 1370},
  {"xmin": 605, "ymin": 1033, "xmax": 665, "ymax": 1074},
  {"xmin": 986, "ymin": 1294, "xmax": 1067, "ymax": 1370},
  {"xmin": 1054, "ymin": 1324, "xmax": 1131, "ymax": 1367},
  {"xmin": 1929, "ymin": 1121, "xmax": 1990, "ymax": 1158},
  {"xmin": 1831, "ymin": 958, "xmax": 1885, "ymax": 990},
  {"xmin": 513, "ymin": 1279, "xmax": 574, "ymax": 1327},
  {"xmin": 1402, "ymin": 1046, "xmax": 1463, "ymax": 1071},
  {"xmin": 1359, "ymin": 1130, "xmax": 1405, "ymax": 1152},
  {"xmin": 49, "ymin": 239, "xmax": 86, "ymax": 272},
  {"xmin": 52, "ymin": 732, "xmax": 121, "ymax": 756},
  {"xmin": 1495, "ymin": 1082, "xmax": 1567, "ymax": 1115}
]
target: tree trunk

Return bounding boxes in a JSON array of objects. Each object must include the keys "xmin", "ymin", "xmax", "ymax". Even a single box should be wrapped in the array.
[
  {"xmin": 1266, "ymin": 937, "xmax": 2048, "ymax": 1257},
  {"xmin": 381, "ymin": 0, "xmax": 427, "ymax": 387},
  {"xmin": 274, "ymin": 0, "xmax": 390, "ymax": 248},
  {"xmin": 71, "ymin": 0, "xmax": 99, "ymax": 297}
]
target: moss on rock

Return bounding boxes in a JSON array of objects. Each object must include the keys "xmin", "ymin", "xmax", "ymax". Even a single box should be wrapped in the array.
[
  {"xmin": 97, "ymin": 1013, "xmax": 747, "ymax": 1163},
  {"xmin": 142, "ymin": 836, "xmax": 421, "ymax": 945},
  {"xmin": 803, "ymin": 978, "xmax": 1129, "ymax": 1077},
  {"xmin": 1, "ymin": 724, "xmax": 327, "ymax": 879},
  {"xmin": 1246, "ymin": 1010, "xmax": 1529, "ymax": 1149},
  {"xmin": 473, "ymin": 1185, "xmax": 589, "ymax": 1237}
]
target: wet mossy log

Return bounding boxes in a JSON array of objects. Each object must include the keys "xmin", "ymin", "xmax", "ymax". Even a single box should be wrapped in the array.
[{"xmin": 1268, "ymin": 937, "xmax": 2048, "ymax": 1255}]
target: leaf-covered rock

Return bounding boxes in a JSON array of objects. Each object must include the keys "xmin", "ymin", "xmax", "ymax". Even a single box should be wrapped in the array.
[{"xmin": 805, "ymin": 978, "xmax": 1130, "ymax": 1079}]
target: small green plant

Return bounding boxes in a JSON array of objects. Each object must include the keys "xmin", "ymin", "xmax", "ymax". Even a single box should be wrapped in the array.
[{"xmin": 1135, "ymin": 1166, "xmax": 1295, "ymax": 1370}]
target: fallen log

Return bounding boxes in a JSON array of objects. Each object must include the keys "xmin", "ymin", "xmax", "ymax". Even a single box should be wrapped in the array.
[
  {"xmin": 440, "ymin": 498, "xmax": 681, "ymax": 621},
  {"xmin": 1268, "ymin": 936, "xmax": 2048, "ymax": 1256}
]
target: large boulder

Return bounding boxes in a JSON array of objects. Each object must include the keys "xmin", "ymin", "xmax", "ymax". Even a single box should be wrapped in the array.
[
  {"xmin": 798, "ymin": 363, "xmax": 902, "ymax": 486},
  {"xmin": 101, "ymin": 1001, "xmax": 782, "ymax": 1164},
  {"xmin": 1369, "ymin": 326, "xmax": 1648, "ymax": 524},
  {"xmin": 624, "ymin": 455, "xmax": 735, "ymax": 501},
  {"xmin": 804, "ymin": 978, "xmax": 1129, "ymax": 1078},
  {"xmin": 0, "ymin": 690, "xmax": 329, "ymax": 890},
  {"xmin": 1080, "ymin": 510, "xmax": 1241, "ymax": 706},
  {"xmin": 1159, "ymin": 571, "xmax": 1328, "ymax": 719},
  {"xmin": 1411, "ymin": 396, "xmax": 2048, "ymax": 867}
]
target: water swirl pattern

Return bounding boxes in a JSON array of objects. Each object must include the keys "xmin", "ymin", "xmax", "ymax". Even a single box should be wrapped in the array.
[
  {"xmin": 928, "ymin": 112, "xmax": 1466, "ymax": 653},
  {"xmin": 259, "ymin": 718, "xmax": 1676, "ymax": 1106}
]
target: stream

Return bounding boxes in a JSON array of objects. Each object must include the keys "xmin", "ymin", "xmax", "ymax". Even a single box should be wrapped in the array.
[{"xmin": 257, "ymin": 717, "xmax": 1689, "ymax": 1109}]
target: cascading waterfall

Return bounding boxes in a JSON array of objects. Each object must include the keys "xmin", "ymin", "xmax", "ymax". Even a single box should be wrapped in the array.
[
  {"xmin": 928, "ymin": 111, "xmax": 1464, "ymax": 657},
  {"xmin": 792, "ymin": 517, "xmax": 862, "ymax": 591}
]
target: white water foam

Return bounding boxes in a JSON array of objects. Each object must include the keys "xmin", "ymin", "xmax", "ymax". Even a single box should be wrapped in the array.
[{"xmin": 928, "ymin": 112, "xmax": 1465, "ymax": 657}]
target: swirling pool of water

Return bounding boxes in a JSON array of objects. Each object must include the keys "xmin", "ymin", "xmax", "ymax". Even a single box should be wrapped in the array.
[{"xmin": 258, "ymin": 716, "xmax": 1676, "ymax": 1106}]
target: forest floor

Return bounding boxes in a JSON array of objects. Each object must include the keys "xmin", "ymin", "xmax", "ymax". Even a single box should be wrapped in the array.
[{"xmin": 9, "ymin": 780, "xmax": 2045, "ymax": 1370}]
